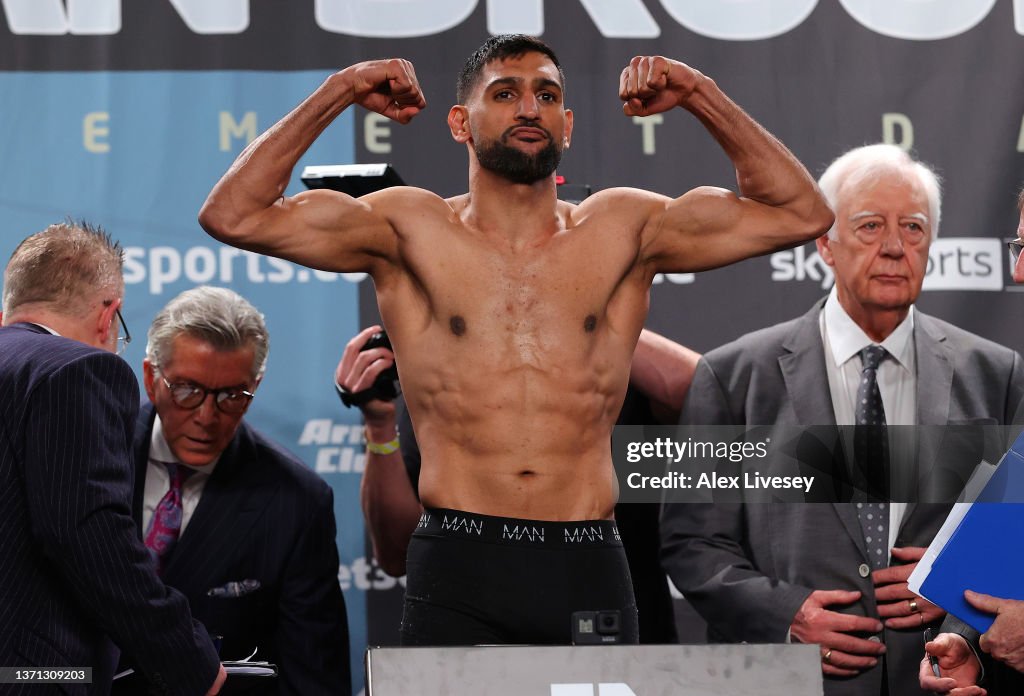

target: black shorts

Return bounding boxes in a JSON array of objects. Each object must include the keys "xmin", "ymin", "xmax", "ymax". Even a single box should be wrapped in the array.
[{"xmin": 399, "ymin": 508, "xmax": 639, "ymax": 646}]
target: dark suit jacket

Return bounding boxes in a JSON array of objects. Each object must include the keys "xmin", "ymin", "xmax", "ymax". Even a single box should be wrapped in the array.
[
  {"xmin": 0, "ymin": 323, "xmax": 220, "ymax": 696},
  {"xmin": 661, "ymin": 301, "xmax": 1024, "ymax": 696},
  {"xmin": 127, "ymin": 403, "xmax": 351, "ymax": 696}
]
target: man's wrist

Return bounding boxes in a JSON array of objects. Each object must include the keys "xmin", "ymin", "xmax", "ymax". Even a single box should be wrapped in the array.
[
  {"xmin": 365, "ymin": 428, "xmax": 400, "ymax": 455},
  {"xmin": 679, "ymin": 73, "xmax": 715, "ymax": 114},
  {"xmin": 365, "ymin": 422, "xmax": 398, "ymax": 447},
  {"xmin": 325, "ymin": 70, "xmax": 358, "ymax": 111}
]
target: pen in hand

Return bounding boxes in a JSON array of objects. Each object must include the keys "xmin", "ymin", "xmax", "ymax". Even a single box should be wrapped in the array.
[{"xmin": 923, "ymin": 627, "xmax": 941, "ymax": 678}]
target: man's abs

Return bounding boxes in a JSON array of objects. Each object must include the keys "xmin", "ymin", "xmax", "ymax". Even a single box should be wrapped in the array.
[{"xmin": 409, "ymin": 377, "xmax": 622, "ymax": 520}]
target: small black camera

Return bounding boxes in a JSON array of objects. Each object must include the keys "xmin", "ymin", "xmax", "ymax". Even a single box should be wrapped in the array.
[
  {"xmin": 336, "ymin": 330, "xmax": 401, "ymax": 407},
  {"xmin": 570, "ymin": 610, "xmax": 622, "ymax": 645},
  {"xmin": 362, "ymin": 331, "xmax": 399, "ymax": 395}
]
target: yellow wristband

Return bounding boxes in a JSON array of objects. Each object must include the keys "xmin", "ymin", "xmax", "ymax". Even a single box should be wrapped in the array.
[{"xmin": 366, "ymin": 432, "xmax": 400, "ymax": 455}]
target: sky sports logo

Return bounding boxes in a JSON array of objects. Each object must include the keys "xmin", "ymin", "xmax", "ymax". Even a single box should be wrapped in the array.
[{"xmin": 770, "ymin": 238, "xmax": 1006, "ymax": 291}]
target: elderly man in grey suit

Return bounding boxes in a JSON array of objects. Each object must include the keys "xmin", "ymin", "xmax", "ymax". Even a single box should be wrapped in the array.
[{"xmin": 661, "ymin": 144, "xmax": 1024, "ymax": 696}]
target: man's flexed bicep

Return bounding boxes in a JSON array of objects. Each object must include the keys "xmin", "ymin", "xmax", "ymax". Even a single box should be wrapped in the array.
[
  {"xmin": 620, "ymin": 54, "xmax": 832, "ymax": 274},
  {"xmin": 215, "ymin": 186, "xmax": 404, "ymax": 275},
  {"xmin": 640, "ymin": 184, "xmax": 829, "ymax": 273},
  {"xmin": 199, "ymin": 59, "xmax": 425, "ymax": 273}
]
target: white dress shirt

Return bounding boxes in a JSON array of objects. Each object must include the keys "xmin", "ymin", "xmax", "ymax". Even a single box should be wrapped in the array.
[
  {"xmin": 141, "ymin": 415, "xmax": 218, "ymax": 538},
  {"xmin": 27, "ymin": 322, "xmax": 59, "ymax": 335},
  {"xmin": 820, "ymin": 288, "xmax": 915, "ymax": 552}
]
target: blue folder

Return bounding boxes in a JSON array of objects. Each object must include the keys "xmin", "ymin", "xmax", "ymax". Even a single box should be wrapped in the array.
[{"xmin": 918, "ymin": 430, "xmax": 1024, "ymax": 633}]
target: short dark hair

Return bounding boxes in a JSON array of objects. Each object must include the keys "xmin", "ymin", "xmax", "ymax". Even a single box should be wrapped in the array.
[{"xmin": 457, "ymin": 34, "xmax": 564, "ymax": 103}]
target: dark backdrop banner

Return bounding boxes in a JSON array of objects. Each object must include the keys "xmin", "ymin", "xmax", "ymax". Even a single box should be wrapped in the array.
[{"xmin": 2, "ymin": 1, "xmax": 1023, "ymax": 691}]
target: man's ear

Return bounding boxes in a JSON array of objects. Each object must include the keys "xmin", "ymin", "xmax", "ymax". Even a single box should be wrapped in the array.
[
  {"xmin": 563, "ymin": 108, "xmax": 574, "ymax": 149},
  {"xmin": 96, "ymin": 299, "xmax": 119, "ymax": 350},
  {"xmin": 817, "ymin": 234, "xmax": 836, "ymax": 268},
  {"xmin": 448, "ymin": 105, "xmax": 470, "ymax": 143},
  {"xmin": 142, "ymin": 359, "xmax": 158, "ymax": 402}
]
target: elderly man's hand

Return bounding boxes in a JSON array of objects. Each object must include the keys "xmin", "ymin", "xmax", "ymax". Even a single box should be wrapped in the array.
[
  {"xmin": 873, "ymin": 546, "xmax": 945, "ymax": 629},
  {"xmin": 790, "ymin": 589, "xmax": 886, "ymax": 677},
  {"xmin": 967, "ymin": 590, "xmax": 1024, "ymax": 672}
]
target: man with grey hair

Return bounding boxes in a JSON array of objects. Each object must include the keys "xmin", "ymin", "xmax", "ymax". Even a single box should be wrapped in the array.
[
  {"xmin": 119, "ymin": 285, "xmax": 351, "ymax": 696},
  {"xmin": 661, "ymin": 144, "xmax": 1024, "ymax": 696},
  {"xmin": 0, "ymin": 221, "xmax": 225, "ymax": 695}
]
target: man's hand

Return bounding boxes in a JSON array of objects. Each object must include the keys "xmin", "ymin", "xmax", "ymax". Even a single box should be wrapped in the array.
[
  {"xmin": 919, "ymin": 632, "xmax": 985, "ymax": 695},
  {"xmin": 967, "ymin": 590, "xmax": 1024, "ymax": 671},
  {"xmin": 205, "ymin": 664, "xmax": 227, "ymax": 696},
  {"xmin": 619, "ymin": 56, "xmax": 703, "ymax": 117},
  {"xmin": 873, "ymin": 546, "xmax": 946, "ymax": 629},
  {"xmin": 340, "ymin": 59, "xmax": 426, "ymax": 124},
  {"xmin": 336, "ymin": 325, "xmax": 397, "ymax": 427},
  {"xmin": 790, "ymin": 589, "xmax": 886, "ymax": 677}
]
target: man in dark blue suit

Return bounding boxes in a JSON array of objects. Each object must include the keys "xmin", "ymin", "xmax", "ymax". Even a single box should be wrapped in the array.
[
  {"xmin": 125, "ymin": 286, "xmax": 350, "ymax": 696},
  {"xmin": 0, "ymin": 221, "xmax": 225, "ymax": 695},
  {"xmin": 920, "ymin": 191, "xmax": 1024, "ymax": 696}
]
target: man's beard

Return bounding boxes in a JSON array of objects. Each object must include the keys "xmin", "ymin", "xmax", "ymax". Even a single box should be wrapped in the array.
[{"xmin": 474, "ymin": 125, "xmax": 562, "ymax": 185}]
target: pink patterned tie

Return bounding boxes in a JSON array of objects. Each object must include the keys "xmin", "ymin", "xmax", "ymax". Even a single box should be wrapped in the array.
[{"xmin": 145, "ymin": 463, "xmax": 194, "ymax": 574}]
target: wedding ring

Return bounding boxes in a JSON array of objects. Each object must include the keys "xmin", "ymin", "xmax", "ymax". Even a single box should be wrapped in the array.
[
  {"xmin": 909, "ymin": 599, "xmax": 919, "ymax": 613},
  {"xmin": 823, "ymin": 649, "xmax": 833, "ymax": 664}
]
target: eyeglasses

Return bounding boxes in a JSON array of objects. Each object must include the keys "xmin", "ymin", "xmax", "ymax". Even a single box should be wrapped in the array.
[
  {"xmin": 103, "ymin": 300, "xmax": 131, "ymax": 355},
  {"xmin": 158, "ymin": 376, "xmax": 254, "ymax": 415},
  {"xmin": 1008, "ymin": 239, "xmax": 1023, "ymax": 267},
  {"xmin": 114, "ymin": 308, "xmax": 131, "ymax": 355}
]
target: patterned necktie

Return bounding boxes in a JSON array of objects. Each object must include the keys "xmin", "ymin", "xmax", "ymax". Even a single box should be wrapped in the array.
[
  {"xmin": 855, "ymin": 345, "xmax": 890, "ymax": 569},
  {"xmin": 145, "ymin": 462, "xmax": 194, "ymax": 574}
]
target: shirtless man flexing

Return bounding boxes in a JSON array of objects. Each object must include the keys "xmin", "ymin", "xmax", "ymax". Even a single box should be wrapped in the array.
[{"xmin": 200, "ymin": 34, "xmax": 833, "ymax": 645}]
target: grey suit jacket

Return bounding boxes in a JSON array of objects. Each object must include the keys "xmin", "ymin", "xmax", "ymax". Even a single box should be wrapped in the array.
[{"xmin": 661, "ymin": 300, "xmax": 1024, "ymax": 696}]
